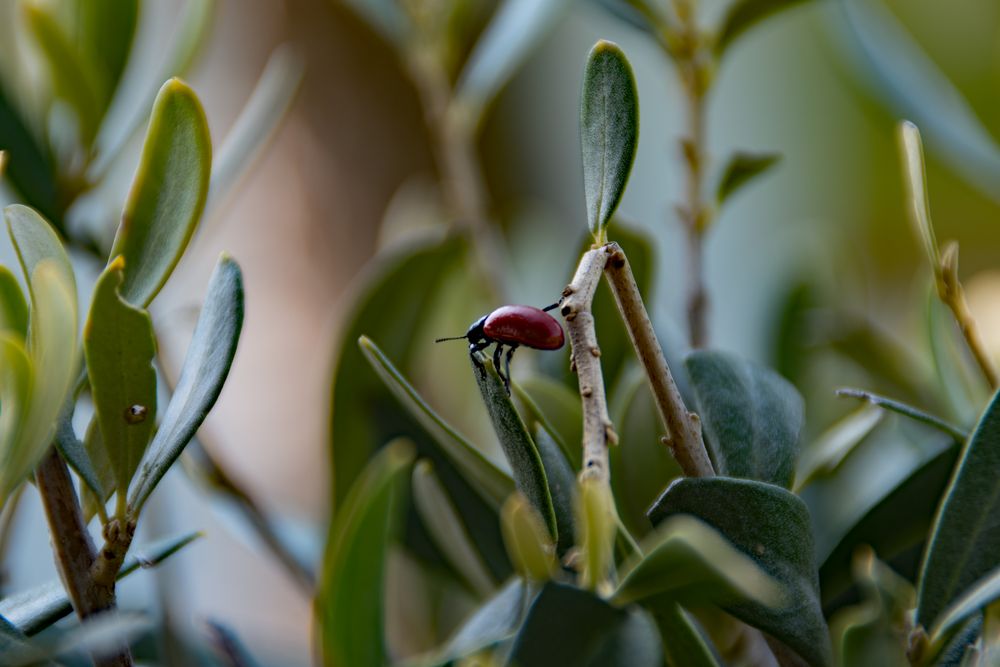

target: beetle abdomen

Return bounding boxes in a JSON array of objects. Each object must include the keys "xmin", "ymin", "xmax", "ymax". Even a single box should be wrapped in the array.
[{"xmin": 483, "ymin": 305, "xmax": 565, "ymax": 350}]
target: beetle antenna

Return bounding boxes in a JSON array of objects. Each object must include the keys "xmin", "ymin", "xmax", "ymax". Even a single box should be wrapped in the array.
[
  {"xmin": 434, "ymin": 334, "xmax": 468, "ymax": 343},
  {"xmin": 542, "ymin": 302, "xmax": 560, "ymax": 312}
]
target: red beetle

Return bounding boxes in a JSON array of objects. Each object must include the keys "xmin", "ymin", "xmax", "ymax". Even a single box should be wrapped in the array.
[{"xmin": 436, "ymin": 303, "xmax": 565, "ymax": 393}]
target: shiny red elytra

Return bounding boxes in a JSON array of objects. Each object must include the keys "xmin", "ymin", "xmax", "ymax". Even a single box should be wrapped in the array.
[{"xmin": 435, "ymin": 304, "xmax": 565, "ymax": 393}]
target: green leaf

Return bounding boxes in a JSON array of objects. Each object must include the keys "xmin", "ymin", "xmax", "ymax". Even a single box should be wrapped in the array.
[
  {"xmin": 715, "ymin": 0, "xmax": 816, "ymax": 56},
  {"xmin": 509, "ymin": 581, "xmax": 663, "ymax": 667},
  {"xmin": 532, "ymin": 424, "xmax": 576, "ymax": 555},
  {"xmin": 649, "ymin": 477, "xmax": 833, "ymax": 667},
  {"xmin": 897, "ymin": 121, "xmax": 941, "ymax": 276},
  {"xmin": 794, "ymin": 404, "xmax": 883, "ymax": 493},
  {"xmin": 819, "ymin": 441, "xmax": 959, "ymax": 606},
  {"xmin": 4, "ymin": 612, "xmax": 151, "ymax": 667},
  {"xmin": 110, "ymin": 78, "xmax": 211, "ymax": 308},
  {"xmin": 716, "ymin": 152, "xmax": 781, "ymax": 204},
  {"xmin": 471, "ymin": 356, "xmax": 556, "ymax": 539},
  {"xmin": 5, "ymin": 204, "xmax": 75, "ymax": 299},
  {"xmin": 685, "ymin": 350, "xmax": 804, "ymax": 489},
  {"xmin": 593, "ymin": 0, "xmax": 668, "ymax": 44},
  {"xmin": 84, "ymin": 256, "xmax": 158, "ymax": 496},
  {"xmin": 128, "ymin": 255, "xmax": 244, "ymax": 514},
  {"xmin": 54, "ymin": 403, "xmax": 105, "ymax": 499},
  {"xmin": 615, "ymin": 515, "xmax": 784, "ymax": 608},
  {"xmin": 843, "ymin": 0, "xmax": 1000, "ymax": 204},
  {"xmin": 654, "ymin": 602, "xmax": 721, "ymax": 667},
  {"xmin": 409, "ymin": 579, "xmax": 529, "ymax": 667},
  {"xmin": 315, "ymin": 440, "xmax": 414, "ymax": 667},
  {"xmin": 0, "ymin": 532, "xmax": 200, "ymax": 636},
  {"xmin": 77, "ymin": 0, "xmax": 138, "ymax": 111},
  {"xmin": 577, "ymin": 477, "xmax": 617, "ymax": 592},
  {"xmin": 836, "ymin": 388, "xmax": 966, "ymax": 441},
  {"xmin": 0, "ymin": 84, "xmax": 59, "ymax": 224},
  {"xmin": 24, "ymin": 3, "xmax": 104, "ymax": 145},
  {"xmin": 331, "ymin": 235, "xmax": 467, "ymax": 510},
  {"xmin": 580, "ymin": 40, "xmax": 639, "ymax": 241},
  {"xmin": 0, "ymin": 334, "xmax": 32, "ymax": 502},
  {"xmin": 358, "ymin": 336, "xmax": 513, "ymax": 508},
  {"xmin": 515, "ymin": 375, "xmax": 582, "ymax": 470},
  {"xmin": 929, "ymin": 567, "xmax": 1000, "ymax": 656},
  {"xmin": 454, "ymin": 0, "xmax": 573, "ymax": 121},
  {"xmin": 927, "ymin": 290, "xmax": 988, "ymax": 425},
  {"xmin": 918, "ymin": 389, "xmax": 1000, "ymax": 630},
  {"xmin": 0, "ymin": 266, "xmax": 27, "ymax": 336},
  {"xmin": 412, "ymin": 460, "xmax": 496, "ymax": 597},
  {"xmin": 501, "ymin": 492, "xmax": 557, "ymax": 582}
]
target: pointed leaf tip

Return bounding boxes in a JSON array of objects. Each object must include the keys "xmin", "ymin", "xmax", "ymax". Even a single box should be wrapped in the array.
[{"xmin": 580, "ymin": 40, "xmax": 639, "ymax": 241}]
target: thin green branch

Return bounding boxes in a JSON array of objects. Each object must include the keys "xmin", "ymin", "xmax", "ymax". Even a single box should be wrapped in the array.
[{"xmin": 836, "ymin": 388, "xmax": 968, "ymax": 442}]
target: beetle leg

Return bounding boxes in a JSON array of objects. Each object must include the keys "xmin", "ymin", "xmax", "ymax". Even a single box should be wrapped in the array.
[
  {"xmin": 493, "ymin": 343, "xmax": 504, "ymax": 380},
  {"xmin": 504, "ymin": 345, "xmax": 517, "ymax": 395},
  {"xmin": 469, "ymin": 339, "xmax": 490, "ymax": 368}
]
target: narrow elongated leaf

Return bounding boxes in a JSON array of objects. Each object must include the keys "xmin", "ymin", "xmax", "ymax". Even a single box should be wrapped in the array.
[
  {"xmin": 315, "ymin": 440, "xmax": 414, "ymax": 667},
  {"xmin": 77, "ymin": 0, "xmax": 138, "ymax": 111},
  {"xmin": 455, "ymin": 0, "xmax": 573, "ymax": 120},
  {"xmin": 515, "ymin": 376, "xmax": 582, "ymax": 470},
  {"xmin": 930, "ymin": 567, "xmax": 1000, "ymax": 653},
  {"xmin": 685, "ymin": 350, "xmax": 804, "ymax": 488},
  {"xmin": 578, "ymin": 477, "xmax": 616, "ymax": 592},
  {"xmin": 0, "ymin": 532, "xmax": 200, "ymax": 635},
  {"xmin": 715, "ymin": 0, "xmax": 816, "ymax": 55},
  {"xmin": 128, "ymin": 256, "xmax": 244, "ymax": 513},
  {"xmin": 24, "ymin": 4, "xmax": 103, "ymax": 144},
  {"xmin": 0, "ymin": 266, "xmax": 27, "ymax": 335},
  {"xmin": 898, "ymin": 121, "xmax": 941, "ymax": 274},
  {"xmin": 501, "ymin": 492, "xmax": 557, "ymax": 582},
  {"xmin": 843, "ymin": 0, "xmax": 1000, "ymax": 204},
  {"xmin": 5, "ymin": 205, "xmax": 75, "ymax": 298},
  {"xmin": 509, "ymin": 582, "xmax": 663, "ymax": 667},
  {"xmin": 84, "ymin": 257, "xmax": 158, "ymax": 495},
  {"xmin": 819, "ymin": 440, "xmax": 959, "ymax": 605},
  {"xmin": 412, "ymin": 460, "xmax": 495, "ymax": 597},
  {"xmin": 0, "ymin": 334, "xmax": 32, "ymax": 499},
  {"xmin": 716, "ymin": 152, "xmax": 781, "ymax": 204},
  {"xmin": 331, "ymin": 235, "xmax": 467, "ymax": 510},
  {"xmin": 580, "ymin": 41, "xmax": 639, "ymax": 240},
  {"xmin": 110, "ymin": 78, "xmax": 211, "ymax": 308},
  {"xmin": 649, "ymin": 477, "xmax": 833, "ymax": 667},
  {"xmin": 794, "ymin": 404, "xmax": 883, "ymax": 493},
  {"xmin": 615, "ymin": 515, "xmax": 783, "ymax": 608},
  {"xmin": 54, "ymin": 404, "xmax": 104, "ymax": 499},
  {"xmin": 532, "ymin": 425, "xmax": 576, "ymax": 554},
  {"xmin": 471, "ymin": 356, "xmax": 556, "ymax": 539},
  {"xmin": 4, "ymin": 612, "xmax": 151, "ymax": 667},
  {"xmin": 655, "ymin": 602, "xmax": 721, "ymax": 667},
  {"xmin": 836, "ymin": 388, "xmax": 966, "ymax": 441},
  {"xmin": 358, "ymin": 336, "xmax": 513, "ymax": 508},
  {"xmin": 918, "ymin": 389, "xmax": 1000, "ymax": 630}
]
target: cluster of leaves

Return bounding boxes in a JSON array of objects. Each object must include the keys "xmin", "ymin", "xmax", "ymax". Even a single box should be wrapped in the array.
[
  {"xmin": 0, "ymin": 1, "xmax": 306, "ymax": 662},
  {"xmin": 315, "ymin": 2, "xmax": 1000, "ymax": 667}
]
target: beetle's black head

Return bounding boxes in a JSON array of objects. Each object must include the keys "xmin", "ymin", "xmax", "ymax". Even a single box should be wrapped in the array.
[{"xmin": 434, "ymin": 314, "xmax": 489, "ymax": 345}]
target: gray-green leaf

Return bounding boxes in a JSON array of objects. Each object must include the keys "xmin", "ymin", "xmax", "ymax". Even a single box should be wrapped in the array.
[
  {"xmin": 580, "ymin": 40, "xmax": 639, "ymax": 240},
  {"xmin": 649, "ymin": 477, "xmax": 833, "ymax": 667},
  {"xmin": 715, "ymin": 0, "xmax": 816, "ymax": 56},
  {"xmin": 84, "ymin": 256, "xmax": 157, "ymax": 495},
  {"xmin": 471, "ymin": 356, "xmax": 557, "ymax": 541},
  {"xmin": 110, "ymin": 78, "xmax": 211, "ymax": 308},
  {"xmin": 128, "ymin": 255, "xmax": 244, "ymax": 514},
  {"xmin": 917, "ymin": 389, "xmax": 1000, "ymax": 630},
  {"xmin": 686, "ymin": 350, "xmax": 804, "ymax": 489},
  {"xmin": 716, "ymin": 152, "xmax": 781, "ymax": 204}
]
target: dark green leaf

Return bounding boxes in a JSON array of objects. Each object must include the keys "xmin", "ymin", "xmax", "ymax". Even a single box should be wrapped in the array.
[
  {"xmin": 615, "ymin": 515, "xmax": 783, "ymax": 608},
  {"xmin": 84, "ymin": 257, "xmax": 157, "ymax": 495},
  {"xmin": 929, "ymin": 567, "xmax": 1000, "ymax": 656},
  {"xmin": 5, "ymin": 612, "xmax": 151, "ymax": 667},
  {"xmin": 649, "ymin": 477, "xmax": 833, "ymax": 667},
  {"xmin": 110, "ymin": 78, "xmax": 211, "ymax": 308},
  {"xmin": 509, "ymin": 582, "xmax": 663, "ymax": 667},
  {"xmin": 715, "ymin": 0, "xmax": 816, "ymax": 56},
  {"xmin": 315, "ymin": 440, "xmax": 414, "ymax": 667},
  {"xmin": 359, "ymin": 336, "xmax": 513, "ymax": 508},
  {"xmin": 128, "ymin": 255, "xmax": 243, "ymax": 513},
  {"xmin": 685, "ymin": 350, "xmax": 804, "ymax": 488},
  {"xmin": 654, "ymin": 602, "xmax": 721, "ymax": 667},
  {"xmin": 330, "ymin": 235, "xmax": 467, "ymax": 511},
  {"xmin": 0, "ymin": 266, "xmax": 27, "ymax": 336},
  {"xmin": 515, "ymin": 375, "xmax": 582, "ymax": 470},
  {"xmin": 532, "ymin": 424, "xmax": 576, "ymax": 555},
  {"xmin": 455, "ymin": 0, "xmax": 573, "ymax": 119},
  {"xmin": 918, "ymin": 389, "xmax": 1000, "ymax": 630},
  {"xmin": 409, "ymin": 579, "xmax": 529, "ymax": 667},
  {"xmin": 580, "ymin": 41, "xmax": 639, "ymax": 240},
  {"xmin": 716, "ymin": 152, "xmax": 781, "ymax": 204},
  {"xmin": 77, "ymin": 0, "xmax": 138, "ymax": 112},
  {"xmin": 819, "ymin": 440, "xmax": 958, "ymax": 606},
  {"xmin": 0, "ymin": 532, "xmax": 200, "ymax": 636},
  {"xmin": 471, "ymin": 356, "xmax": 557, "ymax": 540},
  {"xmin": 0, "ymin": 84, "xmax": 59, "ymax": 224}
]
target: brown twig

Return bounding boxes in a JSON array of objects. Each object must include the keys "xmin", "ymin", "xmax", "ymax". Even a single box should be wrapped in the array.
[
  {"xmin": 938, "ymin": 242, "xmax": 999, "ymax": 390},
  {"xmin": 560, "ymin": 246, "xmax": 618, "ymax": 484},
  {"xmin": 36, "ymin": 447, "xmax": 134, "ymax": 667},
  {"xmin": 603, "ymin": 243, "xmax": 714, "ymax": 477}
]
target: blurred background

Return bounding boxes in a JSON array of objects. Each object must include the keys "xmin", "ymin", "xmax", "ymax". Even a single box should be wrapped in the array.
[{"xmin": 2, "ymin": 0, "xmax": 1000, "ymax": 664}]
